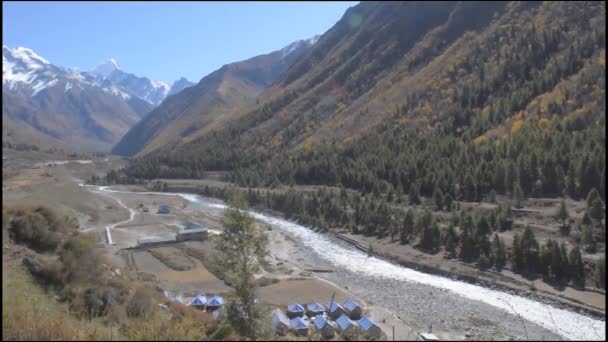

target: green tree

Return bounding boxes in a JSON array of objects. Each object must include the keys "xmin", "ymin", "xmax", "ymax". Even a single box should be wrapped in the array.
[
  {"xmin": 556, "ymin": 198, "xmax": 570, "ymax": 236},
  {"xmin": 589, "ymin": 197, "xmax": 604, "ymax": 221},
  {"xmin": 586, "ymin": 188, "xmax": 600, "ymax": 207},
  {"xmin": 400, "ymin": 210, "xmax": 415, "ymax": 244},
  {"xmin": 216, "ymin": 194, "xmax": 268, "ymax": 334},
  {"xmin": 581, "ymin": 224, "xmax": 596, "ymax": 253},
  {"xmin": 409, "ymin": 183, "xmax": 421, "ymax": 205},
  {"xmin": 596, "ymin": 257, "xmax": 605, "ymax": 289},
  {"xmin": 490, "ymin": 233, "xmax": 507, "ymax": 270},
  {"xmin": 511, "ymin": 233, "xmax": 524, "ymax": 273},
  {"xmin": 513, "ymin": 182, "xmax": 524, "ymax": 209},
  {"xmin": 489, "ymin": 189, "xmax": 497, "ymax": 203},
  {"xmin": 433, "ymin": 186, "xmax": 444, "ymax": 211},
  {"xmin": 520, "ymin": 226, "xmax": 540, "ymax": 275},
  {"xmin": 443, "ymin": 225, "xmax": 457, "ymax": 258},
  {"xmin": 444, "ymin": 193, "xmax": 453, "ymax": 211},
  {"xmin": 568, "ymin": 247, "xmax": 585, "ymax": 288}
]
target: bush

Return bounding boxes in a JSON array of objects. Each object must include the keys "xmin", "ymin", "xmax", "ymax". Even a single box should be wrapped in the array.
[
  {"xmin": 7, "ymin": 205, "xmax": 78, "ymax": 252},
  {"xmin": 126, "ymin": 286, "xmax": 159, "ymax": 319}
]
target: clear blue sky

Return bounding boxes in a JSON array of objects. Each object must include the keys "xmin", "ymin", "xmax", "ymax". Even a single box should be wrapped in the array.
[{"xmin": 3, "ymin": 1, "xmax": 356, "ymax": 83}]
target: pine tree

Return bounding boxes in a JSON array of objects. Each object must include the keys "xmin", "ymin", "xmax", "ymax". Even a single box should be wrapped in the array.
[
  {"xmin": 490, "ymin": 233, "xmax": 506, "ymax": 270},
  {"xmin": 513, "ymin": 182, "xmax": 524, "ymax": 209},
  {"xmin": 433, "ymin": 186, "xmax": 444, "ymax": 211},
  {"xmin": 459, "ymin": 226, "xmax": 477, "ymax": 262},
  {"xmin": 444, "ymin": 225, "xmax": 457, "ymax": 258},
  {"xmin": 568, "ymin": 247, "xmax": 585, "ymax": 288},
  {"xmin": 489, "ymin": 189, "xmax": 497, "ymax": 203},
  {"xmin": 520, "ymin": 226, "xmax": 539, "ymax": 275},
  {"xmin": 556, "ymin": 198, "xmax": 570, "ymax": 236},
  {"xmin": 511, "ymin": 233, "xmax": 524, "ymax": 273},
  {"xmin": 586, "ymin": 188, "xmax": 600, "ymax": 207},
  {"xmin": 581, "ymin": 224, "xmax": 596, "ymax": 253},
  {"xmin": 589, "ymin": 197, "xmax": 604, "ymax": 221},
  {"xmin": 444, "ymin": 193, "xmax": 453, "ymax": 211},
  {"xmin": 400, "ymin": 210, "xmax": 414, "ymax": 245},
  {"xmin": 409, "ymin": 183, "xmax": 421, "ymax": 205},
  {"xmin": 596, "ymin": 257, "xmax": 605, "ymax": 289}
]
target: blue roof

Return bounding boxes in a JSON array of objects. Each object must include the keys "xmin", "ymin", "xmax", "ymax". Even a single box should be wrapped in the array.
[
  {"xmin": 313, "ymin": 316, "xmax": 335, "ymax": 330},
  {"xmin": 357, "ymin": 315, "xmax": 378, "ymax": 331},
  {"xmin": 327, "ymin": 301, "xmax": 343, "ymax": 313},
  {"xmin": 336, "ymin": 314, "xmax": 357, "ymax": 330},
  {"xmin": 343, "ymin": 298, "xmax": 361, "ymax": 311},
  {"xmin": 190, "ymin": 294, "xmax": 207, "ymax": 306},
  {"xmin": 208, "ymin": 295, "xmax": 224, "ymax": 306},
  {"xmin": 290, "ymin": 316, "xmax": 309, "ymax": 330},
  {"xmin": 272, "ymin": 309, "xmax": 290, "ymax": 326},
  {"xmin": 287, "ymin": 303, "xmax": 305, "ymax": 313},
  {"xmin": 307, "ymin": 302, "xmax": 325, "ymax": 312}
]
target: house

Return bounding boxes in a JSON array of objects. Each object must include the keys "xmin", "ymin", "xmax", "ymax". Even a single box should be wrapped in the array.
[
  {"xmin": 176, "ymin": 227, "xmax": 208, "ymax": 241},
  {"xmin": 343, "ymin": 298, "xmax": 362, "ymax": 319},
  {"xmin": 272, "ymin": 309, "xmax": 290, "ymax": 335},
  {"xmin": 290, "ymin": 316, "xmax": 310, "ymax": 336},
  {"xmin": 306, "ymin": 302, "xmax": 325, "ymax": 317},
  {"xmin": 357, "ymin": 315, "xmax": 382, "ymax": 339},
  {"xmin": 207, "ymin": 295, "xmax": 225, "ymax": 310},
  {"xmin": 189, "ymin": 294, "xmax": 207, "ymax": 309},
  {"xmin": 157, "ymin": 205, "xmax": 170, "ymax": 214},
  {"xmin": 326, "ymin": 301, "xmax": 345, "ymax": 319},
  {"xmin": 313, "ymin": 315, "xmax": 337, "ymax": 339},
  {"xmin": 418, "ymin": 332, "xmax": 440, "ymax": 341},
  {"xmin": 286, "ymin": 303, "xmax": 305, "ymax": 318},
  {"xmin": 335, "ymin": 314, "xmax": 359, "ymax": 335}
]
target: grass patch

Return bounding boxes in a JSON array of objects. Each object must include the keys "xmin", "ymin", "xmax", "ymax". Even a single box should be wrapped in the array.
[{"xmin": 148, "ymin": 248, "xmax": 194, "ymax": 271}]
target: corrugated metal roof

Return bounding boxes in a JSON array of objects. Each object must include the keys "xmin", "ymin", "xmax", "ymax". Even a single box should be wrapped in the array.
[
  {"xmin": 272, "ymin": 309, "xmax": 290, "ymax": 327},
  {"xmin": 343, "ymin": 298, "xmax": 361, "ymax": 311},
  {"xmin": 336, "ymin": 314, "xmax": 357, "ymax": 330},
  {"xmin": 357, "ymin": 315, "xmax": 378, "ymax": 331},
  {"xmin": 307, "ymin": 302, "xmax": 325, "ymax": 313},
  {"xmin": 287, "ymin": 303, "xmax": 305, "ymax": 313},
  {"xmin": 290, "ymin": 316, "xmax": 309, "ymax": 330}
]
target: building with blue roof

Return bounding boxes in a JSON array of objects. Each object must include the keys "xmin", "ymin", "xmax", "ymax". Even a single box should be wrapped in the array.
[
  {"xmin": 157, "ymin": 205, "xmax": 170, "ymax": 214},
  {"xmin": 289, "ymin": 316, "xmax": 309, "ymax": 336},
  {"xmin": 306, "ymin": 302, "xmax": 325, "ymax": 317},
  {"xmin": 286, "ymin": 303, "xmax": 305, "ymax": 318},
  {"xmin": 313, "ymin": 315, "xmax": 337, "ymax": 338},
  {"xmin": 335, "ymin": 314, "xmax": 359, "ymax": 335},
  {"xmin": 357, "ymin": 315, "xmax": 382, "ymax": 338},
  {"xmin": 207, "ymin": 295, "xmax": 225, "ymax": 310},
  {"xmin": 343, "ymin": 298, "xmax": 363, "ymax": 319},
  {"xmin": 189, "ymin": 294, "xmax": 207, "ymax": 309},
  {"xmin": 326, "ymin": 301, "xmax": 345, "ymax": 319},
  {"xmin": 272, "ymin": 309, "xmax": 290, "ymax": 335}
]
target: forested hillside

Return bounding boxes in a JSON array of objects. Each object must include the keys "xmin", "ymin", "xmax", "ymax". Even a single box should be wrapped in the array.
[{"xmin": 121, "ymin": 1, "xmax": 605, "ymax": 203}]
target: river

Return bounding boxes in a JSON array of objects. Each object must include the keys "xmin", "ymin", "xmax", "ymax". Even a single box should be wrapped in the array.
[{"xmin": 89, "ymin": 185, "xmax": 605, "ymax": 340}]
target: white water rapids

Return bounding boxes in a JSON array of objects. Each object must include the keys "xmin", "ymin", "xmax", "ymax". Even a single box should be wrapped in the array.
[{"xmin": 86, "ymin": 185, "xmax": 605, "ymax": 340}]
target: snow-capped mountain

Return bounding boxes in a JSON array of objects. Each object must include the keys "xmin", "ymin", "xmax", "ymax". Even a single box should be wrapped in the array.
[
  {"xmin": 90, "ymin": 60, "xmax": 193, "ymax": 106},
  {"xmin": 2, "ymin": 46, "xmax": 153, "ymax": 151},
  {"xmin": 168, "ymin": 77, "xmax": 195, "ymax": 97}
]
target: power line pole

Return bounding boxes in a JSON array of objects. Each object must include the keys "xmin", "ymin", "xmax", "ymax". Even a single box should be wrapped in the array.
[{"xmin": 322, "ymin": 292, "xmax": 336, "ymax": 338}]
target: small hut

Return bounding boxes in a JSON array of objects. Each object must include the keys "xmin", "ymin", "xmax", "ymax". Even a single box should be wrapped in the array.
[
  {"xmin": 272, "ymin": 309, "xmax": 290, "ymax": 335},
  {"xmin": 357, "ymin": 315, "xmax": 382, "ymax": 338},
  {"xmin": 286, "ymin": 303, "xmax": 305, "ymax": 318},
  {"xmin": 290, "ymin": 316, "xmax": 309, "ymax": 336},
  {"xmin": 207, "ymin": 295, "xmax": 225, "ymax": 311},
  {"xmin": 343, "ymin": 298, "xmax": 362, "ymax": 319},
  {"xmin": 157, "ymin": 205, "xmax": 170, "ymax": 214},
  {"xmin": 313, "ymin": 315, "xmax": 337, "ymax": 339},
  {"xmin": 326, "ymin": 301, "xmax": 345, "ymax": 319},
  {"xmin": 335, "ymin": 314, "xmax": 359, "ymax": 335},
  {"xmin": 306, "ymin": 302, "xmax": 325, "ymax": 317},
  {"xmin": 189, "ymin": 294, "xmax": 207, "ymax": 309}
]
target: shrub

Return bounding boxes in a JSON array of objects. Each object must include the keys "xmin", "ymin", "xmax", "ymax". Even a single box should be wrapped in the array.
[{"xmin": 126, "ymin": 286, "xmax": 159, "ymax": 319}]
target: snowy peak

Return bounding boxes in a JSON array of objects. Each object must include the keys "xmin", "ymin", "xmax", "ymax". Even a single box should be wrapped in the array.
[
  {"xmin": 168, "ymin": 77, "xmax": 194, "ymax": 96},
  {"xmin": 92, "ymin": 58, "xmax": 121, "ymax": 78}
]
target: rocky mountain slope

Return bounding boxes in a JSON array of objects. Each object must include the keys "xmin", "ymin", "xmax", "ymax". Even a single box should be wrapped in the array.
[{"xmin": 112, "ymin": 36, "xmax": 319, "ymax": 157}]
